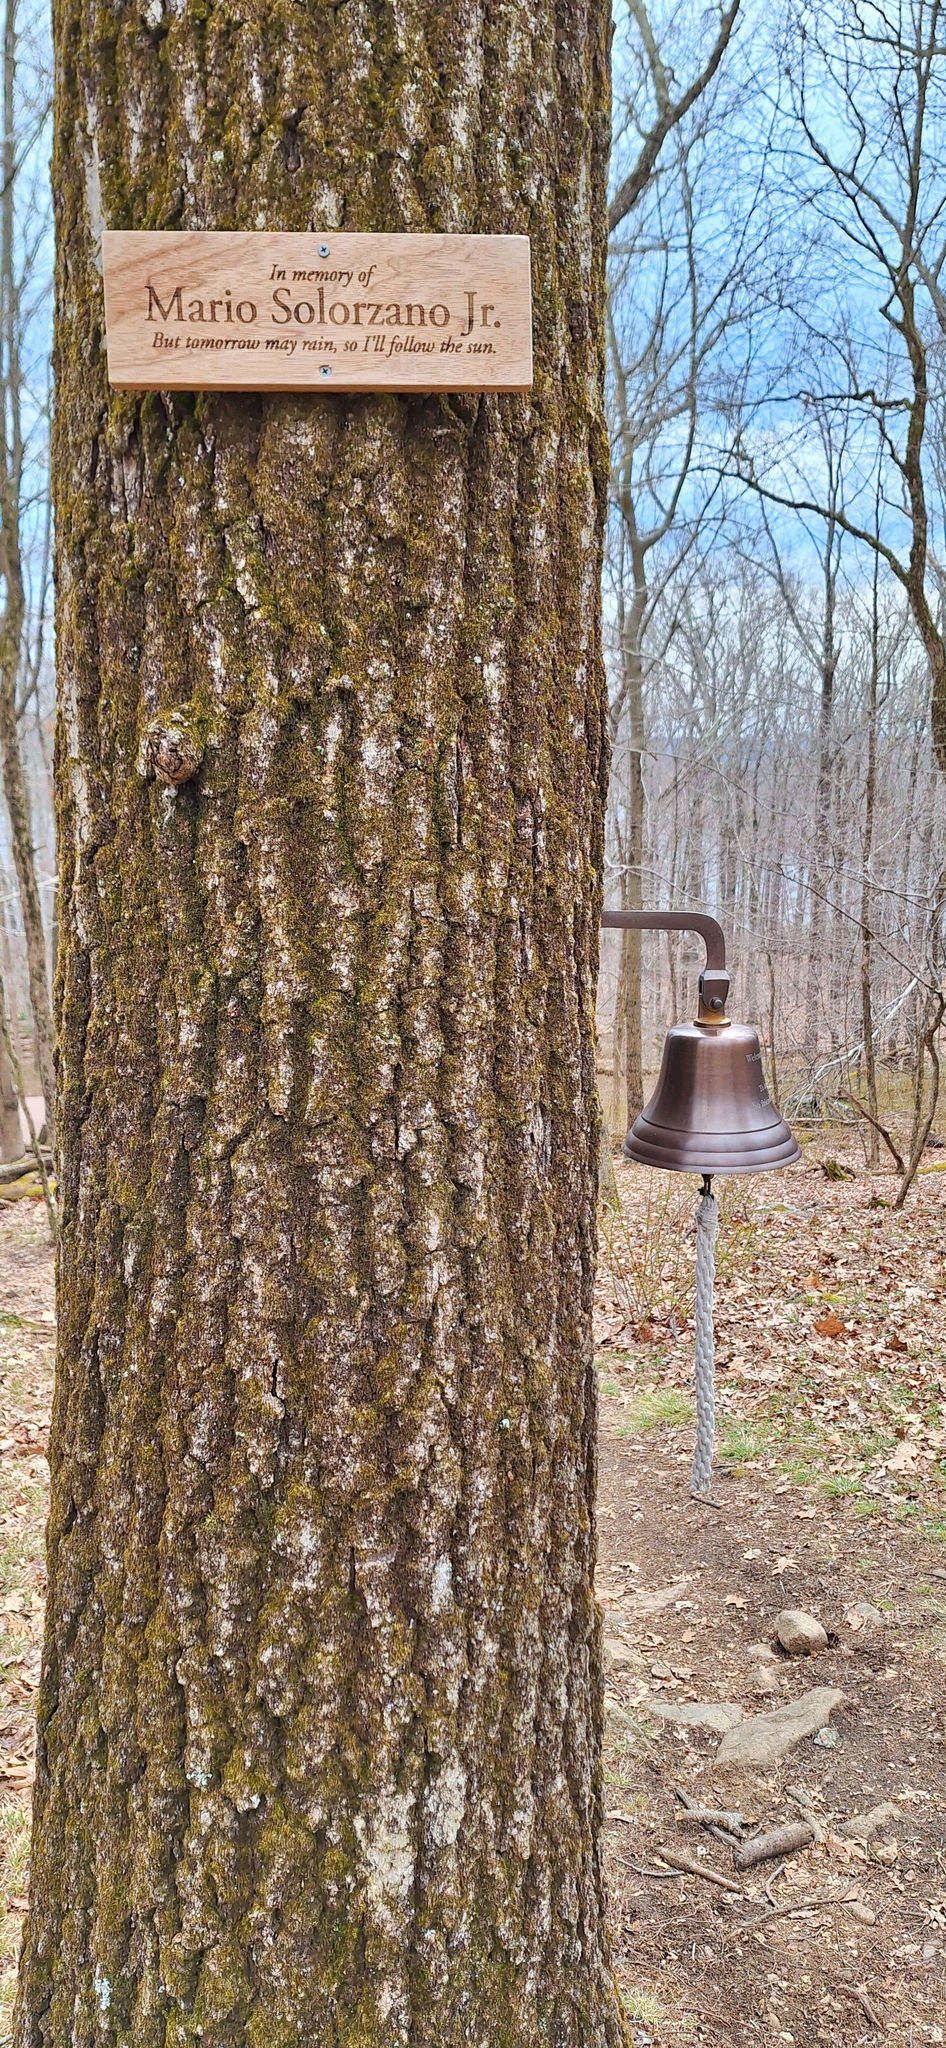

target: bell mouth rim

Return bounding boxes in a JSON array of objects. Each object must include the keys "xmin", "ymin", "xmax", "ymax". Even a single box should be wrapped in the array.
[{"xmin": 622, "ymin": 1127, "xmax": 801, "ymax": 1174}]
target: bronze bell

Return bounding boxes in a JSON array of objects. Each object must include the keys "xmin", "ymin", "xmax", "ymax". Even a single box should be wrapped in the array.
[{"xmin": 601, "ymin": 909, "xmax": 799, "ymax": 1175}]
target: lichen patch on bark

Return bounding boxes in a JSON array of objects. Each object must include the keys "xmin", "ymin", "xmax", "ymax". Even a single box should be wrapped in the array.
[{"xmin": 17, "ymin": 2, "xmax": 625, "ymax": 2043}]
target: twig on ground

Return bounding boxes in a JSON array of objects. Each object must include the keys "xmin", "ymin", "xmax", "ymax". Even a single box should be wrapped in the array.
[
  {"xmin": 655, "ymin": 1846, "xmax": 744, "ymax": 1892},
  {"xmin": 677, "ymin": 1814, "xmax": 743, "ymax": 1848},
  {"xmin": 729, "ymin": 1887, "xmax": 859, "ymax": 1936},
  {"xmin": 764, "ymin": 1863, "xmax": 786, "ymax": 1909},
  {"xmin": 673, "ymin": 1788, "xmax": 745, "ymax": 1848},
  {"xmin": 615, "ymin": 1855, "xmax": 685, "ymax": 1880},
  {"xmin": 839, "ymin": 1982, "xmax": 882, "ymax": 2028},
  {"xmin": 786, "ymin": 1790, "xmax": 826, "ymax": 1843}
]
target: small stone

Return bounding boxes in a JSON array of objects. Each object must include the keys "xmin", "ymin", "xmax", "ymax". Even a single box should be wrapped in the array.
[
  {"xmin": 844, "ymin": 1899, "xmax": 877, "ymax": 1925},
  {"xmin": 649, "ymin": 1699, "xmax": 744, "ymax": 1733},
  {"xmin": 812, "ymin": 1724, "xmax": 841, "ymax": 1748},
  {"xmin": 839, "ymin": 1800, "xmax": 898, "ymax": 1843},
  {"xmin": 625, "ymin": 1580, "xmax": 690, "ymax": 1617},
  {"xmin": 717, "ymin": 1686, "xmax": 844, "ymax": 1768},
  {"xmin": 775, "ymin": 1609, "xmax": 828, "ymax": 1657},
  {"xmin": 852, "ymin": 1600, "xmax": 885, "ymax": 1626},
  {"xmin": 749, "ymin": 1666, "xmax": 779, "ymax": 1695},
  {"xmin": 745, "ymin": 1641, "xmax": 780, "ymax": 1664},
  {"xmin": 603, "ymin": 1635, "xmax": 643, "ymax": 1677},
  {"xmin": 650, "ymin": 1660, "xmax": 672, "ymax": 1680}
]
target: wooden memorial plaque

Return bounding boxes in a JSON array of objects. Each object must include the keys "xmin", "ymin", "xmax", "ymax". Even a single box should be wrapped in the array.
[{"xmin": 102, "ymin": 231, "xmax": 533, "ymax": 393}]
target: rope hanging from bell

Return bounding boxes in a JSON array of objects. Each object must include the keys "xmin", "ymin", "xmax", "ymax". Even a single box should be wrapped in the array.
[
  {"xmin": 598, "ymin": 910, "xmax": 800, "ymax": 1499},
  {"xmin": 691, "ymin": 1172, "xmax": 718, "ymax": 1495}
]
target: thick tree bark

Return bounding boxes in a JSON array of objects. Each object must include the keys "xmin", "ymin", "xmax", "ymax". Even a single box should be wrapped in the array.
[{"xmin": 17, "ymin": 4, "xmax": 625, "ymax": 2046}]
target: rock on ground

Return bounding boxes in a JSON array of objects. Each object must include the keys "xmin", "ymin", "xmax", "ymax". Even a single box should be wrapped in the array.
[
  {"xmin": 851, "ymin": 1600, "xmax": 886, "ymax": 1626},
  {"xmin": 775, "ymin": 1608, "xmax": 828, "ymax": 1656},
  {"xmin": 839, "ymin": 1800, "xmax": 898, "ymax": 1842},
  {"xmin": 603, "ymin": 1636, "xmax": 644, "ymax": 1677},
  {"xmin": 716, "ymin": 1687, "xmax": 844, "ymax": 1768}
]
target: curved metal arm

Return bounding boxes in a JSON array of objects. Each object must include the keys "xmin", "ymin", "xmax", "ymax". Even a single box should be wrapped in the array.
[
  {"xmin": 601, "ymin": 909, "xmax": 729, "ymax": 1020},
  {"xmin": 600, "ymin": 909, "xmax": 726, "ymax": 970}
]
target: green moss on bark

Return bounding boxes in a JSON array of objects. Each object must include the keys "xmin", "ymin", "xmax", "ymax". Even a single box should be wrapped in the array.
[{"xmin": 18, "ymin": 2, "xmax": 625, "ymax": 2044}]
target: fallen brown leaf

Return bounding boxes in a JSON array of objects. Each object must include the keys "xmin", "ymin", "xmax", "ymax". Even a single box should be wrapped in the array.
[{"xmin": 813, "ymin": 1311, "xmax": 845, "ymax": 1338}]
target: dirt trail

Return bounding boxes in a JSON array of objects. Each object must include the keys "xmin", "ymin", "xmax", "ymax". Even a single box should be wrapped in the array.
[
  {"xmin": 597, "ymin": 1142, "xmax": 946, "ymax": 2045},
  {"xmin": 599, "ymin": 1412, "xmax": 946, "ymax": 2043}
]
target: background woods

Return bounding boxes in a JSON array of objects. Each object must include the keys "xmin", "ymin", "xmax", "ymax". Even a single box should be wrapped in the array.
[{"xmin": 603, "ymin": 0, "xmax": 946, "ymax": 1187}]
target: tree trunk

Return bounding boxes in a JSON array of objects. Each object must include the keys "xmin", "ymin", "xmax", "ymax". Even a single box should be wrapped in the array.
[
  {"xmin": 0, "ymin": 0, "xmax": 55, "ymax": 1145},
  {"xmin": 0, "ymin": 984, "xmax": 19, "ymax": 1160},
  {"xmin": 859, "ymin": 551, "xmax": 881, "ymax": 1169},
  {"xmin": 804, "ymin": 505, "xmax": 838, "ymax": 1068},
  {"xmin": 618, "ymin": 562, "xmax": 646, "ymax": 1123},
  {"xmin": 17, "ymin": 6, "xmax": 626, "ymax": 2047}
]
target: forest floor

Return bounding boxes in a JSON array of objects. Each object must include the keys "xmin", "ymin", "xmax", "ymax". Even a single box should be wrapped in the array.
[
  {"xmin": 0, "ymin": 1124, "xmax": 943, "ymax": 2042},
  {"xmin": 597, "ymin": 1132, "xmax": 946, "ymax": 2046}
]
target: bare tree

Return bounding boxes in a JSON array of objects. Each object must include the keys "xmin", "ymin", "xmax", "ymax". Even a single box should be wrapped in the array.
[
  {"xmin": 741, "ymin": 0, "xmax": 946, "ymax": 779},
  {"xmin": 605, "ymin": 18, "xmax": 769, "ymax": 1124},
  {"xmin": 0, "ymin": 1002, "xmax": 19, "ymax": 1158},
  {"xmin": 0, "ymin": 0, "xmax": 53, "ymax": 1139},
  {"xmin": 597, "ymin": 0, "xmax": 946, "ymax": 1163},
  {"xmin": 609, "ymin": 0, "xmax": 742, "ymax": 232}
]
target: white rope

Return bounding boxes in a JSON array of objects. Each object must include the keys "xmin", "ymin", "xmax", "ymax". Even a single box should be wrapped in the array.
[{"xmin": 691, "ymin": 1182, "xmax": 718, "ymax": 1494}]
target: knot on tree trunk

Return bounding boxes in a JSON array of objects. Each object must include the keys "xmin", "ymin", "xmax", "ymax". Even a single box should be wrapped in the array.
[{"xmin": 142, "ymin": 709, "xmax": 205, "ymax": 787}]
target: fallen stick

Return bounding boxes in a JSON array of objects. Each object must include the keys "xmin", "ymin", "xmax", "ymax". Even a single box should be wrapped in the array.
[
  {"xmin": 733, "ymin": 1821, "xmax": 814, "ymax": 1870},
  {"xmin": 673, "ymin": 1789, "xmax": 746, "ymax": 1837},
  {"xmin": 615, "ymin": 1856, "xmax": 684, "ymax": 1881},
  {"xmin": 839, "ymin": 1983, "xmax": 882, "ymax": 2029},
  {"xmin": 786, "ymin": 1790, "xmax": 826, "ymax": 1843},
  {"xmin": 655, "ymin": 1846, "xmax": 744, "ymax": 1892},
  {"xmin": 729, "ymin": 1886, "xmax": 859, "ymax": 1936},
  {"xmin": 676, "ymin": 1813, "xmax": 743, "ymax": 1848}
]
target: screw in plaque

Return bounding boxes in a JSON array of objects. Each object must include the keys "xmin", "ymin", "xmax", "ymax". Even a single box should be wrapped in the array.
[
  {"xmin": 319, "ymin": 365, "xmax": 332, "ymax": 378},
  {"xmin": 318, "ymin": 242, "xmax": 330, "ymax": 257}
]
